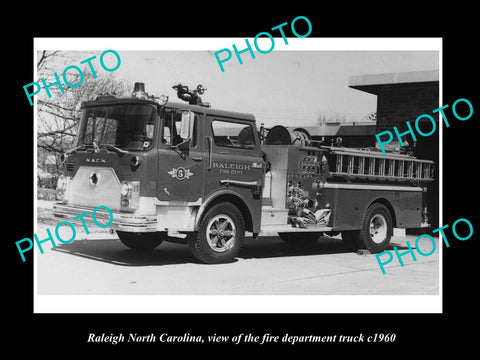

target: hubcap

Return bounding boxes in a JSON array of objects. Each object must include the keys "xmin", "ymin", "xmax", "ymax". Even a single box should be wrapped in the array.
[
  {"xmin": 206, "ymin": 215, "xmax": 236, "ymax": 253},
  {"xmin": 369, "ymin": 214, "xmax": 387, "ymax": 244}
]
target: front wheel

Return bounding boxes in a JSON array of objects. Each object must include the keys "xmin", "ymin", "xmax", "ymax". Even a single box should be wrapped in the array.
[
  {"xmin": 117, "ymin": 231, "xmax": 165, "ymax": 251},
  {"xmin": 188, "ymin": 202, "xmax": 245, "ymax": 264}
]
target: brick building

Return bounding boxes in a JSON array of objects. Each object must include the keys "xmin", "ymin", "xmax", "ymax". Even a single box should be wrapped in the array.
[{"xmin": 348, "ymin": 70, "xmax": 440, "ymax": 229}]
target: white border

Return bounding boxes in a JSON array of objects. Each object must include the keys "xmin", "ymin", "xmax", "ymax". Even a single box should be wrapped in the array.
[
  {"xmin": 34, "ymin": 37, "xmax": 442, "ymax": 51},
  {"xmin": 36, "ymin": 295, "xmax": 439, "ymax": 313},
  {"xmin": 33, "ymin": 37, "xmax": 442, "ymax": 314}
]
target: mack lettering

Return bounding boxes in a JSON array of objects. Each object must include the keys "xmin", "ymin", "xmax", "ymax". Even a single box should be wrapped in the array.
[{"xmin": 86, "ymin": 157, "xmax": 107, "ymax": 163}]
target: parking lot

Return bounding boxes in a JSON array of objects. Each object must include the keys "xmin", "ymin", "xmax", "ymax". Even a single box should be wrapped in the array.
[{"xmin": 36, "ymin": 202, "xmax": 439, "ymax": 296}]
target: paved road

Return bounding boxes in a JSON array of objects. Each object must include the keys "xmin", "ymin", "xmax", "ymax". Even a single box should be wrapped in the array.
[{"xmin": 35, "ymin": 222, "xmax": 440, "ymax": 296}]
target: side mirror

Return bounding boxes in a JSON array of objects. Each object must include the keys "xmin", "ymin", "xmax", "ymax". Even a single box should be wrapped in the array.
[{"xmin": 180, "ymin": 110, "xmax": 194, "ymax": 141}]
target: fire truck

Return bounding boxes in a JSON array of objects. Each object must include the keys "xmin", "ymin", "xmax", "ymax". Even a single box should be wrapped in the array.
[{"xmin": 53, "ymin": 83, "xmax": 434, "ymax": 264}]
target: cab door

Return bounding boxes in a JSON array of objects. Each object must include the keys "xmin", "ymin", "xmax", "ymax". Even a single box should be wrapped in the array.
[
  {"xmin": 204, "ymin": 115, "xmax": 265, "ymax": 229},
  {"xmin": 156, "ymin": 110, "xmax": 205, "ymax": 202}
]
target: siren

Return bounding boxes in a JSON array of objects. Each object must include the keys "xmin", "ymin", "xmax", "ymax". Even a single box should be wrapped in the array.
[
  {"xmin": 131, "ymin": 82, "xmax": 169, "ymax": 105},
  {"xmin": 132, "ymin": 82, "xmax": 148, "ymax": 99}
]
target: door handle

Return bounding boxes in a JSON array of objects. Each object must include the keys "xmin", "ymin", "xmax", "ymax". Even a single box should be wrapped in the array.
[
  {"xmin": 207, "ymin": 136, "xmax": 213, "ymax": 169},
  {"xmin": 219, "ymin": 179, "xmax": 259, "ymax": 187},
  {"xmin": 192, "ymin": 156, "xmax": 202, "ymax": 162}
]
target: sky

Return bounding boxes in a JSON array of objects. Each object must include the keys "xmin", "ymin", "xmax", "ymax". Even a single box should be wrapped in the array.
[
  {"xmin": 115, "ymin": 49, "xmax": 439, "ymax": 127},
  {"xmin": 35, "ymin": 38, "xmax": 440, "ymax": 128}
]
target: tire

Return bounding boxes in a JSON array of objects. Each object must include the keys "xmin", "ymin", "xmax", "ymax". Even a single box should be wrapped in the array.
[
  {"xmin": 188, "ymin": 202, "xmax": 245, "ymax": 264},
  {"xmin": 279, "ymin": 232, "xmax": 322, "ymax": 245},
  {"xmin": 358, "ymin": 203, "xmax": 393, "ymax": 253},
  {"xmin": 117, "ymin": 231, "xmax": 165, "ymax": 251}
]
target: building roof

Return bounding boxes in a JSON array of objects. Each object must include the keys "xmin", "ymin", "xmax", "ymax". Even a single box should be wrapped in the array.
[{"xmin": 348, "ymin": 70, "xmax": 439, "ymax": 95}]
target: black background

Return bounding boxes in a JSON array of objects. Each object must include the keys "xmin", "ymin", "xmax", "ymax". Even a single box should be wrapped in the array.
[{"xmin": 7, "ymin": 6, "xmax": 477, "ymax": 355}]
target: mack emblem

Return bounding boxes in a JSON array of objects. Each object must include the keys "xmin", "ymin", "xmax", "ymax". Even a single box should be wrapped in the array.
[
  {"xmin": 86, "ymin": 158, "xmax": 106, "ymax": 163},
  {"xmin": 168, "ymin": 167, "xmax": 193, "ymax": 180}
]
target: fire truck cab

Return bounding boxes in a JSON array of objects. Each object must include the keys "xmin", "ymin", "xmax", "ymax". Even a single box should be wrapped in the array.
[{"xmin": 53, "ymin": 83, "xmax": 434, "ymax": 264}]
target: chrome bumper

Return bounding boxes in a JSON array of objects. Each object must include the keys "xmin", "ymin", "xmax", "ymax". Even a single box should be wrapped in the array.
[{"xmin": 52, "ymin": 203, "xmax": 158, "ymax": 232}]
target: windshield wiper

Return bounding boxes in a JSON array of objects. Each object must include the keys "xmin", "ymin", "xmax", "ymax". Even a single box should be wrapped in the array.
[
  {"xmin": 100, "ymin": 144, "xmax": 127, "ymax": 155},
  {"xmin": 65, "ymin": 144, "xmax": 95, "ymax": 155}
]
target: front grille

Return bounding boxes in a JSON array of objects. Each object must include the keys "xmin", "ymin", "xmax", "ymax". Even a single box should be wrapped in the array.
[{"xmin": 69, "ymin": 166, "xmax": 121, "ymax": 211}]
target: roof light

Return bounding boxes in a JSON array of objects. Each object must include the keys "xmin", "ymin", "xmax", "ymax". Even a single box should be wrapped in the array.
[{"xmin": 132, "ymin": 82, "xmax": 147, "ymax": 99}]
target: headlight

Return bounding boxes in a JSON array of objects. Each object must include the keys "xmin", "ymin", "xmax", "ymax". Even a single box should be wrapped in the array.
[
  {"xmin": 120, "ymin": 183, "xmax": 130, "ymax": 196},
  {"xmin": 120, "ymin": 181, "xmax": 140, "ymax": 211}
]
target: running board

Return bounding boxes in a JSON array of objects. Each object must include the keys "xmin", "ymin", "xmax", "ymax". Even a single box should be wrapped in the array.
[{"xmin": 256, "ymin": 224, "xmax": 333, "ymax": 237}]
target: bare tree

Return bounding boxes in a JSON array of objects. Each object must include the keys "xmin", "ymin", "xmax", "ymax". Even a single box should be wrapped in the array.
[
  {"xmin": 316, "ymin": 111, "xmax": 347, "ymax": 125},
  {"xmin": 317, "ymin": 111, "xmax": 328, "ymax": 125},
  {"xmin": 37, "ymin": 70, "xmax": 131, "ymax": 153},
  {"xmin": 331, "ymin": 112, "xmax": 346, "ymax": 123},
  {"xmin": 36, "ymin": 50, "xmax": 131, "ymax": 185}
]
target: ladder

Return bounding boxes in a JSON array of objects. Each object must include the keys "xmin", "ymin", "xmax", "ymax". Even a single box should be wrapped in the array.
[{"xmin": 326, "ymin": 147, "xmax": 434, "ymax": 182}]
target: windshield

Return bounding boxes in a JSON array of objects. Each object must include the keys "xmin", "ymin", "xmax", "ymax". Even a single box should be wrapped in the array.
[{"xmin": 76, "ymin": 104, "xmax": 157, "ymax": 151}]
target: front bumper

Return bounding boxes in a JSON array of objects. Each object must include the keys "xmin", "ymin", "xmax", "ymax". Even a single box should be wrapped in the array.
[{"xmin": 52, "ymin": 203, "xmax": 158, "ymax": 232}]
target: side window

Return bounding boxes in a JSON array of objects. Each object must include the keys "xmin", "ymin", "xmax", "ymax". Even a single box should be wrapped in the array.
[
  {"xmin": 211, "ymin": 120, "xmax": 255, "ymax": 149},
  {"xmin": 163, "ymin": 112, "xmax": 198, "ymax": 147},
  {"xmin": 163, "ymin": 126, "xmax": 171, "ymax": 145}
]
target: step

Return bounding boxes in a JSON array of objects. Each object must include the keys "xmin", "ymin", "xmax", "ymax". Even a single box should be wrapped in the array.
[
  {"xmin": 261, "ymin": 206, "xmax": 288, "ymax": 226},
  {"xmin": 259, "ymin": 224, "xmax": 333, "ymax": 236}
]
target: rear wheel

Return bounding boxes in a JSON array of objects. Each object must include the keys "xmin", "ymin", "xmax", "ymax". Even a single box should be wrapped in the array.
[
  {"xmin": 117, "ymin": 231, "xmax": 165, "ymax": 251},
  {"xmin": 188, "ymin": 202, "xmax": 245, "ymax": 264},
  {"xmin": 358, "ymin": 203, "xmax": 392, "ymax": 253}
]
